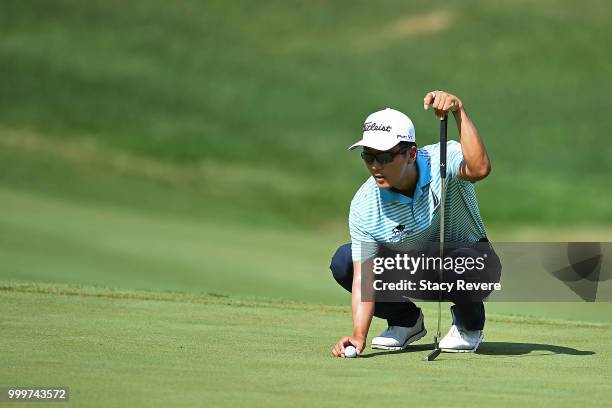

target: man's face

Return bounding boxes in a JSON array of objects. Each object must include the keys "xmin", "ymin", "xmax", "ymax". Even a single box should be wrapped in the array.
[{"xmin": 362, "ymin": 146, "xmax": 416, "ymax": 189}]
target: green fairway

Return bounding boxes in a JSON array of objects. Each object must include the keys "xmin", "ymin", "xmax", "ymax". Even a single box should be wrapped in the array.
[
  {"xmin": 1, "ymin": 283, "xmax": 611, "ymax": 408},
  {"xmin": 0, "ymin": 186, "xmax": 346, "ymax": 304},
  {"xmin": 3, "ymin": 186, "xmax": 611, "ymax": 323}
]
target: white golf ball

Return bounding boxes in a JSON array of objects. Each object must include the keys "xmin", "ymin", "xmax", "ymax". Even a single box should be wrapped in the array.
[{"xmin": 344, "ymin": 346, "xmax": 358, "ymax": 358}]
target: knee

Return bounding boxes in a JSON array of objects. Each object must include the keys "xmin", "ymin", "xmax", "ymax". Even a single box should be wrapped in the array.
[
  {"xmin": 330, "ymin": 243, "xmax": 353, "ymax": 283},
  {"xmin": 443, "ymin": 247, "xmax": 501, "ymax": 303}
]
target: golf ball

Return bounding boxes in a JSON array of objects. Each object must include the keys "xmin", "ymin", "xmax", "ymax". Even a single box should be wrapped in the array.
[{"xmin": 344, "ymin": 345, "xmax": 357, "ymax": 358}]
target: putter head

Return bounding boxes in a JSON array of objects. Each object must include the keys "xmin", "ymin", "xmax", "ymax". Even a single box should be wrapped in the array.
[{"xmin": 424, "ymin": 348, "xmax": 441, "ymax": 361}]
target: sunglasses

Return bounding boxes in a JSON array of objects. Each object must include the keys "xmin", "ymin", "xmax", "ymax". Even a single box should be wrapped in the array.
[{"xmin": 360, "ymin": 148, "xmax": 407, "ymax": 165}]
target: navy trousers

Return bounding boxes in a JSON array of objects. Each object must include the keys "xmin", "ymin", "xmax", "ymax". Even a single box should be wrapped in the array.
[{"xmin": 330, "ymin": 243, "xmax": 491, "ymax": 331}]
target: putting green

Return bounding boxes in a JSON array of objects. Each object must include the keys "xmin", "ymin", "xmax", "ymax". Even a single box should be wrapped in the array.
[{"xmin": 1, "ymin": 283, "xmax": 610, "ymax": 408}]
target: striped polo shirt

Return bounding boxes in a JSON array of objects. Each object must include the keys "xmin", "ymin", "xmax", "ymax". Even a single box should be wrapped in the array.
[{"xmin": 349, "ymin": 141, "xmax": 487, "ymax": 262}]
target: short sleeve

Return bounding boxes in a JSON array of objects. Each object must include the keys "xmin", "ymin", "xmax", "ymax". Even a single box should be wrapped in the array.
[
  {"xmin": 446, "ymin": 140, "xmax": 465, "ymax": 180},
  {"xmin": 349, "ymin": 201, "xmax": 378, "ymax": 262}
]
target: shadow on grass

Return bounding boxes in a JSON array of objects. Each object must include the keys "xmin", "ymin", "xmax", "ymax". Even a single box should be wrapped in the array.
[
  {"xmin": 476, "ymin": 342, "xmax": 594, "ymax": 356},
  {"xmin": 360, "ymin": 343, "xmax": 435, "ymax": 358},
  {"xmin": 361, "ymin": 342, "xmax": 594, "ymax": 358}
]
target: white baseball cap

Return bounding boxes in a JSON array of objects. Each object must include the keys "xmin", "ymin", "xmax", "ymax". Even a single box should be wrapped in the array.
[{"xmin": 348, "ymin": 108, "xmax": 416, "ymax": 151}]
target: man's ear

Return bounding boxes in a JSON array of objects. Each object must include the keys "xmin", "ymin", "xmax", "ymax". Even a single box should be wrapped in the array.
[{"xmin": 408, "ymin": 146, "xmax": 418, "ymax": 161}]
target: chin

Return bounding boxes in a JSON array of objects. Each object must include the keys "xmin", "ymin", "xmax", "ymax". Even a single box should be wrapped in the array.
[{"xmin": 374, "ymin": 178, "xmax": 392, "ymax": 189}]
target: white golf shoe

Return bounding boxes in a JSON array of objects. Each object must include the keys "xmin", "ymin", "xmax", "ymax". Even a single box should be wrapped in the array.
[
  {"xmin": 371, "ymin": 312, "xmax": 427, "ymax": 350},
  {"xmin": 439, "ymin": 325, "xmax": 484, "ymax": 353}
]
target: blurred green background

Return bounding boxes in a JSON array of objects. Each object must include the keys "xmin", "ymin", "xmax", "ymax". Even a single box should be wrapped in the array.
[{"xmin": 1, "ymin": 0, "xmax": 612, "ymax": 306}]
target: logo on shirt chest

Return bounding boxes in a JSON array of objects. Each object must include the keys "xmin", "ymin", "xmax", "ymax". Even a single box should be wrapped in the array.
[
  {"xmin": 388, "ymin": 192, "xmax": 439, "ymax": 242},
  {"xmin": 431, "ymin": 189, "xmax": 440, "ymax": 209},
  {"xmin": 392, "ymin": 224, "xmax": 405, "ymax": 236},
  {"xmin": 391, "ymin": 224, "xmax": 415, "ymax": 241}
]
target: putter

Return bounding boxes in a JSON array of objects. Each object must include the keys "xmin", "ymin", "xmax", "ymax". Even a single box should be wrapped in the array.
[{"xmin": 424, "ymin": 114, "xmax": 447, "ymax": 362}]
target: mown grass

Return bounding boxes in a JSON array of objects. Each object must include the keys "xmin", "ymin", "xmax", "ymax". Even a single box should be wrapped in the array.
[
  {"xmin": 1, "ymin": 283, "xmax": 611, "ymax": 408},
  {"xmin": 3, "ymin": 186, "xmax": 612, "ymax": 324}
]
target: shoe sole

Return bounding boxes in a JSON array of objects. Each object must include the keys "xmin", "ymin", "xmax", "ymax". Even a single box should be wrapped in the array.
[
  {"xmin": 440, "ymin": 331, "xmax": 484, "ymax": 353},
  {"xmin": 371, "ymin": 325, "xmax": 427, "ymax": 351}
]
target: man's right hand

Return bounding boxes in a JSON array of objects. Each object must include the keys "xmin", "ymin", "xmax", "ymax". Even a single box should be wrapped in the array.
[{"xmin": 331, "ymin": 336, "xmax": 365, "ymax": 357}]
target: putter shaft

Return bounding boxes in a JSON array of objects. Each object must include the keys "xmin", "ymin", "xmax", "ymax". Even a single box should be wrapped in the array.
[{"xmin": 425, "ymin": 115, "xmax": 447, "ymax": 362}]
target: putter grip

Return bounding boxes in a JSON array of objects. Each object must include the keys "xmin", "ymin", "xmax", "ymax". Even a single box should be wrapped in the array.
[{"xmin": 440, "ymin": 115, "xmax": 448, "ymax": 178}]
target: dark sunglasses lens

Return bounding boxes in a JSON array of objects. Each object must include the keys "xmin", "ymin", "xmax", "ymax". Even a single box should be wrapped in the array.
[
  {"xmin": 361, "ymin": 152, "xmax": 375, "ymax": 164},
  {"xmin": 361, "ymin": 151, "xmax": 397, "ymax": 165},
  {"xmin": 377, "ymin": 152, "xmax": 394, "ymax": 164}
]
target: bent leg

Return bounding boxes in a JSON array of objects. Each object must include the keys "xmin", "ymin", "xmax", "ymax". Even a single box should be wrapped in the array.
[
  {"xmin": 445, "ymin": 242, "xmax": 502, "ymax": 331},
  {"xmin": 330, "ymin": 243, "xmax": 421, "ymax": 327}
]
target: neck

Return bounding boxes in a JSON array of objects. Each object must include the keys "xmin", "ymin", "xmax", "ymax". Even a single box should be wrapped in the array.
[{"xmin": 393, "ymin": 161, "xmax": 418, "ymax": 197}]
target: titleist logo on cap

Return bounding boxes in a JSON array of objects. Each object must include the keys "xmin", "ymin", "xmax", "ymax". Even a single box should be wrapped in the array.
[{"xmin": 363, "ymin": 122, "xmax": 392, "ymax": 132}]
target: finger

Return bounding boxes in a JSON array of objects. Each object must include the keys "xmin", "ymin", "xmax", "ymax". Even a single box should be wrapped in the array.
[
  {"xmin": 333, "ymin": 343, "xmax": 342, "ymax": 357},
  {"xmin": 442, "ymin": 98, "xmax": 454, "ymax": 111},
  {"xmin": 436, "ymin": 93, "xmax": 448, "ymax": 110},
  {"xmin": 431, "ymin": 93, "xmax": 439, "ymax": 110},
  {"xmin": 424, "ymin": 91, "xmax": 436, "ymax": 110},
  {"xmin": 347, "ymin": 338, "xmax": 363, "ymax": 354},
  {"xmin": 340, "ymin": 337, "xmax": 352, "ymax": 352},
  {"xmin": 332, "ymin": 343, "xmax": 340, "ymax": 357},
  {"xmin": 432, "ymin": 92, "xmax": 443, "ymax": 110}
]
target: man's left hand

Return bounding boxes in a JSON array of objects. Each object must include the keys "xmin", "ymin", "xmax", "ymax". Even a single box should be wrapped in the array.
[{"xmin": 423, "ymin": 90, "xmax": 463, "ymax": 119}]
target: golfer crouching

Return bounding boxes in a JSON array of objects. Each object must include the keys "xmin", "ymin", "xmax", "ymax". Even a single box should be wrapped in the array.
[{"xmin": 330, "ymin": 90, "xmax": 501, "ymax": 357}]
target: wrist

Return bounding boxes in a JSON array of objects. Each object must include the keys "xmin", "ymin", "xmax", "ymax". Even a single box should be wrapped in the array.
[
  {"xmin": 352, "ymin": 330, "xmax": 367, "ymax": 340},
  {"xmin": 452, "ymin": 105, "xmax": 465, "ymax": 116}
]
